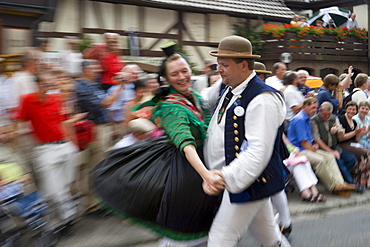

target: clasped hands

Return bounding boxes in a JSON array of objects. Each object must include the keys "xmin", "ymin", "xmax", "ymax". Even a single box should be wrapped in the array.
[{"xmin": 202, "ymin": 170, "xmax": 225, "ymax": 196}]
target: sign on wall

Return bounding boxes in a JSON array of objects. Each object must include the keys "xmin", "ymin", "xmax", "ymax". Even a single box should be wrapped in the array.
[{"xmin": 2, "ymin": 28, "xmax": 32, "ymax": 54}]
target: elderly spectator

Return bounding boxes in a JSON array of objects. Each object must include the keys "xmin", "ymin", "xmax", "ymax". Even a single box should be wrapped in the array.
[
  {"xmin": 346, "ymin": 13, "xmax": 360, "ymax": 29},
  {"xmin": 107, "ymin": 64, "xmax": 140, "ymax": 142},
  {"xmin": 317, "ymin": 74, "xmax": 344, "ymax": 114},
  {"xmin": 83, "ymin": 33, "xmax": 125, "ymax": 91},
  {"xmin": 288, "ymin": 97, "xmax": 357, "ymax": 197},
  {"xmin": 75, "ymin": 59, "xmax": 125, "ymax": 213},
  {"xmin": 17, "ymin": 71, "xmax": 79, "ymax": 230},
  {"xmin": 297, "ymin": 70, "xmax": 314, "ymax": 97},
  {"xmin": 311, "ymin": 102, "xmax": 364, "ymax": 193},
  {"xmin": 283, "ymin": 71, "xmax": 304, "ymax": 124},
  {"xmin": 350, "ymin": 73, "xmax": 369, "ymax": 104},
  {"xmin": 265, "ymin": 62, "xmax": 287, "ymax": 91}
]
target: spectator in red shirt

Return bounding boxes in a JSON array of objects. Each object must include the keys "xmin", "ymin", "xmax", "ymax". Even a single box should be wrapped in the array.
[
  {"xmin": 83, "ymin": 33, "xmax": 125, "ymax": 91},
  {"xmin": 17, "ymin": 71, "xmax": 79, "ymax": 231}
]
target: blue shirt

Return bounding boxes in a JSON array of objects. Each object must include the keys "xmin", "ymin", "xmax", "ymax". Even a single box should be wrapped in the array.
[
  {"xmin": 287, "ymin": 110, "xmax": 313, "ymax": 151},
  {"xmin": 107, "ymin": 83, "xmax": 135, "ymax": 122},
  {"xmin": 297, "ymin": 85, "xmax": 312, "ymax": 96},
  {"xmin": 75, "ymin": 79, "xmax": 109, "ymax": 124},
  {"xmin": 317, "ymin": 86, "xmax": 339, "ymax": 114}
]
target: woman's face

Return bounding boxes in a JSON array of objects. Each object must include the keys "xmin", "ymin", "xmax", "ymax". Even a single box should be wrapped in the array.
[
  {"xmin": 165, "ymin": 57, "xmax": 192, "ymax": 95},
  {"xmin": 346, "ymin": 105, "xmax": 357, "ymax": 118},
  {"xmin": 359, "ymin": 106, "xmax": 369, "ymax": 117}
]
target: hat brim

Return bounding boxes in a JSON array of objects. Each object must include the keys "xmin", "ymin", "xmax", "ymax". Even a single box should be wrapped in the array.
[
  {"xmin": 255, "ymin": 69, "xmax": 272, "ymax": 74},
  {"xmin": 209, "ymin": 50, "xmax": 261, "ymax": 58}
]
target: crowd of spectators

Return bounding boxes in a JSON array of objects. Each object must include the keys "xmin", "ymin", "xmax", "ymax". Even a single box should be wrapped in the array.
[{"xmin": 0, "ymin": 34, "xmax": 162, "ymax": 242}]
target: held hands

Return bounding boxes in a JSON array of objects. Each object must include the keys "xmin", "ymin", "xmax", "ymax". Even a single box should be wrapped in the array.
[{"xmin": 202, "ymin": 170, "xmax": 225, "ymax": 196}]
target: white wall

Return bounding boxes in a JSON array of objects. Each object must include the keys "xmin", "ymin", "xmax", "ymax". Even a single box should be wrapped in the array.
[{"xmin": 354, "ymin": 4, "xmax": 368, "ymax": 29}]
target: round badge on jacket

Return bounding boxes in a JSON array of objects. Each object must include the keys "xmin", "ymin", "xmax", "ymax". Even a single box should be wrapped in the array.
[{"xmin": 234, "ymin": 106, "xmax": 245, "ymax": 117}]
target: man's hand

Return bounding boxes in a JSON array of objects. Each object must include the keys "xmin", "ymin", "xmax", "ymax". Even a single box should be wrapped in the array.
[
  {"xmin": 202, "ymin": 170, "xmax": 225, "ymax": 196},
  {"xmin": 331, "ymin": 150, "xmax": 340, "ymax": 159},
  {"xmin": 330, "ymin": 123, "xmax": 338, "ymax": 134},
  {"xmin": 312, "ymin": 143, "xmax": 319, "ymax": 151}
]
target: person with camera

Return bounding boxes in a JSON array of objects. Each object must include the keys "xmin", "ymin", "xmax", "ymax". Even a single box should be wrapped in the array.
[{"xmin": 106, "ymin": 64, "xmax": 142, "ymax": 143}]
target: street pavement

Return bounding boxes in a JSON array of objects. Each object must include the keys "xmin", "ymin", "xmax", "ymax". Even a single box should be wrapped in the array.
[{"xmin": 57, "ymin": 183, "xmax": 370, "ymax": 247}]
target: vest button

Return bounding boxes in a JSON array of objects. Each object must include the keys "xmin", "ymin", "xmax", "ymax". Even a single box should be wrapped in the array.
[
  {"xmin": 235, "ymin": 152, "xmax": 239, "ymax": 157},
  {"xmin": 234, "ymin": 137, "xmax": 239, "ymax": 142},
  {"xmin": 233, "ymin": 123, "xmax": 238, "ymax": 128},
  {"xmin": 256, "ymin": 179, "xmax": 260, "ymax": 182},
  {"xmin": 233, "ymin": 116, "xmax": 237, "ymax": 120},
  {"xmin": 235, "ymin": 145, "xmax": 239, "ymax": 151},
  {"xmin": 234, "ymin": 130, "xmax": 239, "ymax": 135},
  {"xmin": 238, "ymin": 95, "xmax": 242, "ymax": 98},
  {"xmin": 262, "ymin": 177, "xmax": 267, "ymax": 183}
]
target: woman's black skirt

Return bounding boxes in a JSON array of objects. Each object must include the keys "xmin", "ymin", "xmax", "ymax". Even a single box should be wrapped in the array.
[{"xmin": 92, "ymin": 136, "xmax": 221, "ymax": 240}]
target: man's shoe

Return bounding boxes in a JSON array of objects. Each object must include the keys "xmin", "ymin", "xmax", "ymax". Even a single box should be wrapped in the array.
[
  {"xmin": 333, "ymin": 183, "xmax": 357, "ymax": 192},
  {"xmin": 332, "ymin": 190, "xmax": 351, "ymax": 197},
  {"xmin": 280, "ymin": 224, "xmax": 292, "ymax": 238}
]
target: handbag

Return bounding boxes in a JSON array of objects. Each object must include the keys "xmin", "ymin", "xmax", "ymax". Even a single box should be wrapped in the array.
[{"xmin": 73, "ymin": 120, "xmax": 95, "ymax": 151}]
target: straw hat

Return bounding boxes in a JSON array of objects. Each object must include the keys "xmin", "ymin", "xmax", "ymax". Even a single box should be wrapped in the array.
[
  {"xmin": 254, "ymin": 62, "xmax": 271, "ymax": 74},
  {"xmin": 209, "ymin": 36, "xmax": 260, "ymax": 58}
]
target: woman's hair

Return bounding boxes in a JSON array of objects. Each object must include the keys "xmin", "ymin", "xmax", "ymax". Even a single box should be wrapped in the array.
[
  {"xmin": 358, "ymin": 101, "xmax": 370, "ymax": 109},
  {"xmin": 345, "ymin": 101, "xmax": 358, "ymax": 111},
  {"xmin": 134, "ymin": 79, "xmax": 146, "ymax": 91},
  {"xmin": 161, "ymin": 53, "xmax": 185, "ymax": 77}
]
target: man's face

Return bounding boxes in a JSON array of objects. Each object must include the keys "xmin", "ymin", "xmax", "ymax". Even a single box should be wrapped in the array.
[
  {"xmin": 275, "ymin": 64, "xmax": 287, "ymax": 80},
  {"xmin": 319, "ymin": 109, "xmax": 332, "ymax": 121},
  {"xmin": 351, "ymin": 14, "xmax": 356, "ymax": 20},
  {"xmin": 217, "ymin": 57, "xmax": 245, "ymax": 89},
  {"xmin": 106, "ymin": 37, "xmax": 119, "ymax": 53},
  {"xmin": 297, "ymin": 73, "xmax": 307, "ymax": 86},
  {"xmin": 304, "ymin": 102, "xmax": 318, "ymax": 117},
  {"xmin": 84, "ymin": 64, "xmax": 101, "ymax": 81}
]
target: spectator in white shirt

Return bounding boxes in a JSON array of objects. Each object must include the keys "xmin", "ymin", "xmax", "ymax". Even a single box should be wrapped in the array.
[
  {"xmin": 265, "ymin": 62, "xmax": 287, "ymax": 92},
  {"xmin": 346, "ymin": 13, "xmax": 360, "ymax": 29},
  {"xmin": 351, "ymin": 73, "xmax": 368, "ymax": 105}
]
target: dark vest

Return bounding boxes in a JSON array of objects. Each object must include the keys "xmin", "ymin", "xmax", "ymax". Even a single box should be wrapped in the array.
[
  {"xmin": 223, "ymin": 75, "xmax": 286, "ymax": 203},
  {"xmin": 311, "ymin": 114, "xmax": 341, "ymax": 152}
]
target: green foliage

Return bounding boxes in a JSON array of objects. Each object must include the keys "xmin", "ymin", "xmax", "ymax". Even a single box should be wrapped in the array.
[
  {"xmin": 176, "ymin": 43, "xmax": 200, "ymax": 75},
  {"xmin": 232, "ymin": 21, "xmax": 263, "ymax": 55},
  {"xmin": 79, "ymin": 34, "xmax": 94, "ymax": 52}
]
